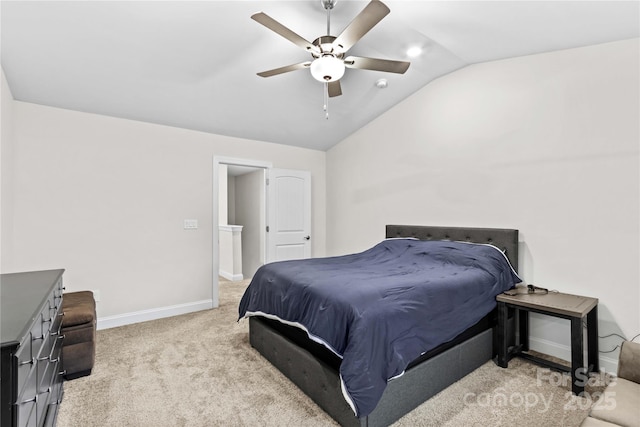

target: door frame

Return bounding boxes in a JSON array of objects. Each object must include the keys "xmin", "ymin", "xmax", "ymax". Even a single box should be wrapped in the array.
[{"xmin": 212, "ymin": 156, "xmax": 272, "ymax": 308}]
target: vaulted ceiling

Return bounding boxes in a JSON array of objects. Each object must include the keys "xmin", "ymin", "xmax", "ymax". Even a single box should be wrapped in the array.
[{"xmin": 2, "ymin": 1, "xmax": 638, "ymax": 151}]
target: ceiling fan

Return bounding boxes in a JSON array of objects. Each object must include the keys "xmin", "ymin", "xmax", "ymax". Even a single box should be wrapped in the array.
[{"xmin": 252, "ymin": 0, "xmax": 410, "ymax": 118}]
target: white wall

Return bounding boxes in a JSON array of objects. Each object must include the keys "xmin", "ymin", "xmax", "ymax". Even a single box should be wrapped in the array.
[
  {"xmin": 1, "ymin": 69, "xmax": 16, "ymax": 271},
  {"xmin": 235, "ymin": 169, "xmax": 265, "ymax": 278},
  {"xmin": 218, "ymin": 225, "xmax": 243, "ymax": 281},
  {"xmin": 327, "ymin": 39, "xmax": 639, "ymax": 370},
  {"xmin": 227, "ymin": 174, "xmax": 236, "ymax": 225},
  {"xmin": 6, "ymin": 102, "xmax": 326, "ymax": 320},
  {"xmin": 218, "ymin": 164, "xmax": 228, "ymax": 225}
]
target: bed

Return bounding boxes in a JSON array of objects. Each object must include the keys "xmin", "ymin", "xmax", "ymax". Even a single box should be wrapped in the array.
[{"xmin": 239, "ymin": 225, "xmax": 520, "ymax": 427}]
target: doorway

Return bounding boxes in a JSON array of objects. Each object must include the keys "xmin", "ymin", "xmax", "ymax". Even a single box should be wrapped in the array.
[
  {"xmin": 226, "ymin": 164, "xmax": 266, "ymax": 280},
  {"xmin": 212, "ymin": 157, "xmax": 312, "ymax": 308},
  {"xmin": 212, "ymin": 157, "xmax": 271, "ymax": 308}
]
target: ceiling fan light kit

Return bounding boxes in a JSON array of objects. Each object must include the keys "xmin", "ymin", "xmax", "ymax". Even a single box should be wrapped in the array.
[
  {"xmin": 310, "ymin": 55, "xmax": 345, "ymax": 82},
  {"xmin": 252, "ymin": 0, "xmax": 410, "ymax": 118}
]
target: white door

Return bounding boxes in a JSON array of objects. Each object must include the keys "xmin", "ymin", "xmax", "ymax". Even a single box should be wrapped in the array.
[{"xmin": 267, "ymin": 168, "xmax": 311, "ymax": 262}]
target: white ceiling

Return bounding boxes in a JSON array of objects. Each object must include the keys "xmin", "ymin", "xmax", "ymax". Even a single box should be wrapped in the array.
[{"xmin": 2, "ymin": 1, "xmax": 638, "ymax": 151}]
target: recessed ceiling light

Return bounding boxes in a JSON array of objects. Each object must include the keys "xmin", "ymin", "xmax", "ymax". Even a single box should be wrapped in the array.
[{"xmin": 406, "ymin": 46, "xmax": 422, "ymax": 58}]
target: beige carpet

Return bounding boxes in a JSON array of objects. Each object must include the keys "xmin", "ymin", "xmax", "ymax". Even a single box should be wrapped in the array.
[{"xmin": 57, "ymin": 279, "xmax": 606, "ymax": 426}]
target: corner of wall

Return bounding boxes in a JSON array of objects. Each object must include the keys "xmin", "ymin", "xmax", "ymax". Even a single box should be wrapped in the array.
[{"xmin": 1, "ymin": 67, "xmax": 16, "ymax": 272}]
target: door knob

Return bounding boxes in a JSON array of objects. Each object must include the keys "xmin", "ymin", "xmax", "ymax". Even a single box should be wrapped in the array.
[{"xmin": 303, "ymin": 235, "xmax": 311, "ymax": 241}]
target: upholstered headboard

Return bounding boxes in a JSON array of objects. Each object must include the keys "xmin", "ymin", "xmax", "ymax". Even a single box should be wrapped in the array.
[{"xmin": 385, "ymin": 225, "xmax": 519, "ymax": 272}]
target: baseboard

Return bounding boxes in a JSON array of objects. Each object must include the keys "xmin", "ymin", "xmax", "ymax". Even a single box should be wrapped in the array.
[
  {"xmin": 97, "ymin": 299, "xmax": 213, "ymax": 330},
  {"xmin": 219, "ymin": 270, "xmax": 244, "ymax": 281},
  {"xmin": 529, "ymin": 336, "xmax": 618, "ymax": 374},
  {"xmin": 529, "ymin": 336, "xmax": 571, "ymax": 361}
]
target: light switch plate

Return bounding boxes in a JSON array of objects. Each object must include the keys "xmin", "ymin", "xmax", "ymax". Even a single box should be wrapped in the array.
[{"xmin": 184, "ymin": 219, "xmax": 198, "ymax": 229}]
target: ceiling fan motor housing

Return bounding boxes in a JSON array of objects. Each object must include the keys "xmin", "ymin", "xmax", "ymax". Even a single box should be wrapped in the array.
[
  {"xmin": 311, "ymin": 36, "xmax": 344, "ymax": 58},
  {"xmin": 321, "ymin": 0, "xmax": 337, "ymax": 10}
]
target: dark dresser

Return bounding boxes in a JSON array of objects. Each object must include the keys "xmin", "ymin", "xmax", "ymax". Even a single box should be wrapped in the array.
[{"xmin": 1, "ymin": 269, "xmax": 65, "ymax": 427}]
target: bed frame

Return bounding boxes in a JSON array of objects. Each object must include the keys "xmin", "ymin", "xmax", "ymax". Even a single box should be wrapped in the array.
[{"xmin": 249, "ymin": 225, "xmax": 519, "ymax": 427}]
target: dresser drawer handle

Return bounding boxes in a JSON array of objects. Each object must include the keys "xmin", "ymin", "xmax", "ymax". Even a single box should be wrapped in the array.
[
  {"xmin": 37, "ymin": 355, "xmax": 49, "ymax": 361},
  {"xmin": 19, "ymin": 357, "xmax": 35, "ymax": 366},
  {"xmin": 48, "ymin": 342, "xmax": 60, "ymax": 360},
  {"xmin": 59, "ymin": 370, "xmax": 67, "ymax": 376},
  {"xmin": 21, "ymin": 394, "xmax": 38, "ymax": 404},
  {"xmin": 50, "ymin": 356, "xmax": 60, "ymax": 363}
]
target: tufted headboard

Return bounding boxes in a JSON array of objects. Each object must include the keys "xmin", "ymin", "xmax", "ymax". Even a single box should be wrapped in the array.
[{"xmin": 386, "ymin": 225, "xmax": 519, "ymax": 272}]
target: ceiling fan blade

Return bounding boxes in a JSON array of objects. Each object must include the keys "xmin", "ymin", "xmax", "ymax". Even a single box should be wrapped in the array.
[
  {"xmin": 332, "ymin": 0, "xmax": 390, "ymax": 53},
  {"xmin": 344, "ymin": 56, "xmax": 410, "ymax": 74},
  {"xmin": 328, "ymin": 81, "xmax": 342, "ymax": 97},
  {"xmin": 257, "ymin": 61, "xmax": 312, "ymax": 78},
  {"xmin": 251, "ymin": 12, "xmax": 319, "ymax": 54}
]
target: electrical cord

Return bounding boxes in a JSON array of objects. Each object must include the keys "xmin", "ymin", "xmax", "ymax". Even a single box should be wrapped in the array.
[
  {"xmin": 502, "ymin": 284, "xmax": 559, "ymax": 296},
  {"xmin": 599, "ymin": 332, "xmax": 640, "ymax": 353}
]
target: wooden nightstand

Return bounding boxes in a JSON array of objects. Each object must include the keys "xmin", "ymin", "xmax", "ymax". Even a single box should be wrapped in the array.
[{"xmin": 495, "ymin": 288, "xmax": 599, "ymax": 396}]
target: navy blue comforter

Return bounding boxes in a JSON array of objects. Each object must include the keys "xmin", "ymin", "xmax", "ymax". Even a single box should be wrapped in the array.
[{"xmin": 238, "ymin": 239, "xmax": 520, "ymax": 417}]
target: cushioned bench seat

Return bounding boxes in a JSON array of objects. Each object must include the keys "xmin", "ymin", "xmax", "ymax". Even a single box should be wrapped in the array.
[
  {"xmin": 581, "ymin": 340, "xmax": 640, "ymax": 427},
  {"xmin": 62, "ymin": 291, "xmax": 96, "ymax": 380}
]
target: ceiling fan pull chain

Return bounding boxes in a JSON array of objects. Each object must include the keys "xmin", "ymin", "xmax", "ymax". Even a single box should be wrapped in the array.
[{"xmin": 324, "ymin": 82, "xmax": 329, "ymax": 120}]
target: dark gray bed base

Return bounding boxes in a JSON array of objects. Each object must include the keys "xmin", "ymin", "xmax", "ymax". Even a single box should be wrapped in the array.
[{"xmin": 248, "ymin": 225, "xmax": 519, "ymax": 427}]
